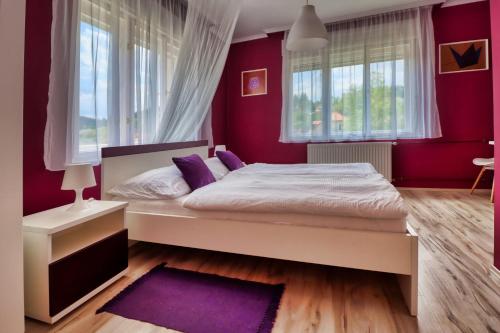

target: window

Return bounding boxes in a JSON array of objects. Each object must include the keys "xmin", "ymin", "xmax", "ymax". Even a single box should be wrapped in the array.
[
  {"xmin": 45, "ymin": 0, "xmax": 238, "ymax": 171},
  {"xmin": 280, "ymin": 7, "xmax": 442, "ymax": 143},
  {"xmin": 73, "ymin": 0, "xmax": 184, "ymax": 163},
  {"xmin": 287, "ymin": 51, "xmax": 410, "ymax": 141},
  {"xmin": 78, "ymin": 21, "xmax": 110, "ymax": 160}
]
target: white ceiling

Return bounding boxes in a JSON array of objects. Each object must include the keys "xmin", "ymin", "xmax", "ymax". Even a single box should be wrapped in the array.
[{"xmin": 233, "ymin": 0, "xmax": 482, "ymax": 42}]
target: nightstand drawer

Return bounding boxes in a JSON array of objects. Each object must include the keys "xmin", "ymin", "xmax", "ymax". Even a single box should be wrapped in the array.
[{"xmin": 48, "ymin": 229, "xmax": 128, "ymax": 316}]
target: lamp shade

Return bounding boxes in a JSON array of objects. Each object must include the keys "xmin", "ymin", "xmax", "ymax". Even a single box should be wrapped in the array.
[
  {"xmin": 61, "ymin": 164, "xmax": 96, "ymax": 190},
  {"xmin": 286, "ymin": 4, "xmax": 329, "ymax": 52}
]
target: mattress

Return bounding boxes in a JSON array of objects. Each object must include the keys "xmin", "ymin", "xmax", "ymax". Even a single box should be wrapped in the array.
[
  {"xmin": 115, "ymin": 196, "xmax": 408, "ymax": 233},
  {"xmin": 183, "ymin": 163, "xmax": 408, "ymax": 220}
]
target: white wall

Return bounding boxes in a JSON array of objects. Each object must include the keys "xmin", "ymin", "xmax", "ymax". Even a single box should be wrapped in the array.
[{"xmin": 0, "ymin": 0, "xmax": 26, "ymax": 332}]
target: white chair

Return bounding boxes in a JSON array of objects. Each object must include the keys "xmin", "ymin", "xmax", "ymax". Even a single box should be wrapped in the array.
[{"xmin": 471, "ymin": 157, "xmax": 494, "ymax": 202}]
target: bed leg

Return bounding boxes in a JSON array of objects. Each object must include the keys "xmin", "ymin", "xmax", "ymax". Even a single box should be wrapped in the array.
[
  {"xmin": 397, "ymin": 234, "xmax": 418, "ymax": 316},
  {"xmin": 397, "ymin": 272, "xmax": 418, "ymax": 316}
]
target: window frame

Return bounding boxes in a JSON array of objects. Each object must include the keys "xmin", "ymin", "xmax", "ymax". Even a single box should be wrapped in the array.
[{"xmin": 288, "ymin": 42, "xmax": 416, "ymax": 142}]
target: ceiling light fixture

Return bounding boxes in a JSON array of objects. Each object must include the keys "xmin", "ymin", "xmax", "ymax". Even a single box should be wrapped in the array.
[{"xmin": 286, "ymin": 0, "xmax": 329, "ymax": 52}]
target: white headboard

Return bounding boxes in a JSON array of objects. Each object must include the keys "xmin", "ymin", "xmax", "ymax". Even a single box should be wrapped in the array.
[{"xmin": 101, "ymin": 140, "xmax": 209, "ymax": 200}]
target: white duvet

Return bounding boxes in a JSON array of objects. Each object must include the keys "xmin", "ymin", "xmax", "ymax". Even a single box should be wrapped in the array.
[{"xmin": 183, "ymin": 163, "xmax": 408, "ymax": 219}]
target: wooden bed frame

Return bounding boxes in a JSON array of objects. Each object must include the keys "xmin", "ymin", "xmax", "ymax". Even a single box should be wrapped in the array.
[{"xmin": 101, "ymin": 140, "xmax": 418, "ymax": 316}]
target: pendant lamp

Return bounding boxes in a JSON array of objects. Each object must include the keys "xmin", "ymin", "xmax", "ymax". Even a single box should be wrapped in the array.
[{"xmin": 286, "ymin": 0, "xmax": 328, "ymax": 51}]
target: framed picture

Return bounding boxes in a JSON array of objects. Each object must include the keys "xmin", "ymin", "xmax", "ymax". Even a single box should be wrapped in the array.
[
  {"xmin": 241, "ymin": 68, "xmax": 267, "ymax": 97},
  {"xmin": 439, "ymin": 39, "xmax": 489, "ymax": 74}
]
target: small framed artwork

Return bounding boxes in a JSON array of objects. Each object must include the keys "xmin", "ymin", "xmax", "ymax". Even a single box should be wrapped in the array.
[
  {"xmin": 439, "ymin": 39, "xmax": 489, "ymax": 74},
  {"xmin": 241, "ymin": 68, "xmax": 267, "ymax": 97}
]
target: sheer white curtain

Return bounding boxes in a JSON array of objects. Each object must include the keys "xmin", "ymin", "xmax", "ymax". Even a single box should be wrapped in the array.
[
  {"xmin": 45, "ymin": 0, "xmax": 237, "ymax": 171},
  {"xmin": 45, "ymin": 0, "xmax": 80, "ymax": 171},
  {"xmin": 46, "ymin": 0, "xmax": 185, "ymax": 170},
  {"xmin": 280, "ymin": 6, "xmax": 442, "ymax": 143},
  {"xmin": 154, "ymin": 0, "xmax": 241, "ymax": 143}
]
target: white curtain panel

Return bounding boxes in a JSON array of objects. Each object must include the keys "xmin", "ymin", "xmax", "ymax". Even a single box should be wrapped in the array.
[
  {"xmin": 46, "ymin": 0, "xmax": 185, "ymax": 170},
  {"xmin": 45, "ymin": 0, "xmax": 239, "ymax": 170},
  {"xmin": 45, "ymin": 0, "xmax": 81, "ymax": 171},
  {"xmin": 280, "ymin": 6, "xmax": 442, "ymax": 143},
  {"xmin": 154, "ymin": 0, "xmax": 241, "ymax": 143}
]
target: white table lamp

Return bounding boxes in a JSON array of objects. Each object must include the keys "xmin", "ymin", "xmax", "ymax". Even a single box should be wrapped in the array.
[
  {"xmin": 62, "ymin": 164, "xmax": 96, "ymax": 211},
  {"xmin": 214, "ymin": 145, "xmax": 227, "ymax": 157}
]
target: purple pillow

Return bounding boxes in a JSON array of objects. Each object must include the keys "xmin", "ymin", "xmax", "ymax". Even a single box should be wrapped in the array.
[
  {"xmin": 172, "ymin": 154, "xmax": 216, "ymax": 191},
  {"xmin": 216, "ymin": 151, "xmax": 244, "ymax": 171}
]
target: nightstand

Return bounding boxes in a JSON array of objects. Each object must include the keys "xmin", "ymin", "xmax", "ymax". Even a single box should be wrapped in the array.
[{"xmin": 23, "ymin": 200, "xmax": 128, "ymax": 324}]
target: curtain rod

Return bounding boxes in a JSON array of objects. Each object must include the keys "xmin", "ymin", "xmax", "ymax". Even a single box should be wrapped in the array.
[{"xmin": 262, "ymin": 0, "xmax": 444, "ymax": 35}]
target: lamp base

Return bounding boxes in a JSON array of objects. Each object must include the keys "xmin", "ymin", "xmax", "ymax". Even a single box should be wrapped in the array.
[{"xmin": 67, "ymin": 188, "xmax": 90, "ymax": 212}]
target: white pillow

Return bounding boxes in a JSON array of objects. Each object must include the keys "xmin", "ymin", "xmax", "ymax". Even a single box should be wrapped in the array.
[
  {"xmin": 107, "ymin": 165, "xmax": 191, "ymax": 200},
  {"xmin": 204, "ymin": 157, "xmax": 230, "ymax": 180}
]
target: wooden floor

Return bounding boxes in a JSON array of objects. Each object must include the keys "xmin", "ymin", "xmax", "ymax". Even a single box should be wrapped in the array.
[{"xmin": 25, "ymin": 190, "xmax": 500, "ymax": 333}]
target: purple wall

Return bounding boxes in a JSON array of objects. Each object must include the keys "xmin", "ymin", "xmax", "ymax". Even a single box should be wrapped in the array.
[{"xmin": 222, "ymin": 2, "xmax": 494, "ymax": 189}]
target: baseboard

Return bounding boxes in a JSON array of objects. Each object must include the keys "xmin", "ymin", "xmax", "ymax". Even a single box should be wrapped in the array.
[
  {"xmin": 397, "ymin": 187, "xmax": 490, "ymax": 193},
  {"xmin": 491, "ymin": 264, "xmax": 500, "ymax": 278}
]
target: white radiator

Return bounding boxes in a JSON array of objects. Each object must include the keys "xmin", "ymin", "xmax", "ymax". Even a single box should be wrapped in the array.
[{"xmin": 307, "ymin": 142, "xmax": 394, "ymax": 180}]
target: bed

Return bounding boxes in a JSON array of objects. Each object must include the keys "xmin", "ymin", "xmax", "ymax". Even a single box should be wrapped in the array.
[{"xmin": 101, "ymin": 140, "xmax": 418, "ymax": 316}]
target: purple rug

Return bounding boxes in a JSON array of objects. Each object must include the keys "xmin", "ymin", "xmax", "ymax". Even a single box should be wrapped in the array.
[{"xmin": 97, "ymin": 263, "xmax": 284, "ymax": 333}]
